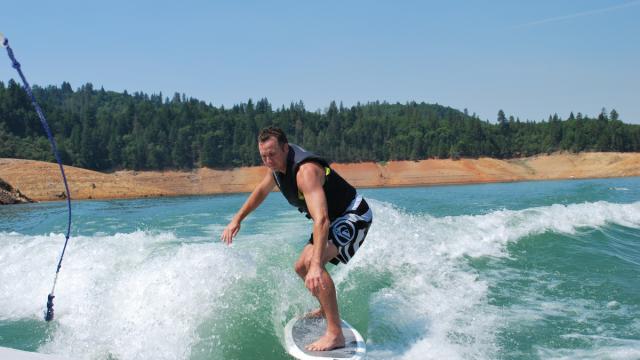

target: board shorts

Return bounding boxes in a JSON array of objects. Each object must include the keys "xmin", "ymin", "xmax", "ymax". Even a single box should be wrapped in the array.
[{"xmin": 309, "ymin": 194, "xmax": 373, "ymax": 265}]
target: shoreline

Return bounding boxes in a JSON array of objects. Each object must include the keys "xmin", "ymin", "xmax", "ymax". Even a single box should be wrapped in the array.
[{"xmin": 2, "ymin": 152, "xmax": 640, "ymax": 203}]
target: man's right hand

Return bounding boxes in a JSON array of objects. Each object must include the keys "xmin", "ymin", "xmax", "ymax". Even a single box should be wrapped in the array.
[{"xmin": 221, "ymin": 220, "xmax": 241, "ymax": 245}]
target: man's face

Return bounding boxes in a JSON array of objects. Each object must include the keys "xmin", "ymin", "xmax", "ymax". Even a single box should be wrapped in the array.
[{"xmin": 258, "ymin": 137, "xmax": 288, "ymax": 172}]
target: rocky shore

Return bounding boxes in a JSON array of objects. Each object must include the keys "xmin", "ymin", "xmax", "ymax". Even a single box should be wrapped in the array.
[{"xmin": 0, "ymin": 177, "xmax": 32, "ymax": 204}]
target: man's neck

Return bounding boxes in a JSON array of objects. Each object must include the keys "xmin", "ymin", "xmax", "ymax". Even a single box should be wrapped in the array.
[{"xmin": 278, "ymin": 146, "xmax": 290, "ymax": 174}]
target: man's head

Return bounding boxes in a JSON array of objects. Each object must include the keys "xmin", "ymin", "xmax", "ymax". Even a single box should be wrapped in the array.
[{"xmin": 258, "ymin": 126, "xmax": 289, "ymax": 172}]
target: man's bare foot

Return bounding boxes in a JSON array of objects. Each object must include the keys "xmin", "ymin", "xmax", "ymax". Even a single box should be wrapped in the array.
[
  {"xmin": 305, "ymin": 332, "xmax": 345, "ymax": 351},
  {"xmin": 303, "ymin": 308, "xmax": 325, "ymax": 319}
]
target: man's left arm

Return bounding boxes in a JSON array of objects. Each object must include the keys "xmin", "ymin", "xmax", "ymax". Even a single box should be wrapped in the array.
[{"xmin": 297, "ymin": 162, "xmax": 329, "ymax": 295}]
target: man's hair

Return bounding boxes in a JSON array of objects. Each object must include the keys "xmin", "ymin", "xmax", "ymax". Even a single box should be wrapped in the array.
[{"xmin": 258, "ymin": 126, "xmax": 288, "ymax": 146}]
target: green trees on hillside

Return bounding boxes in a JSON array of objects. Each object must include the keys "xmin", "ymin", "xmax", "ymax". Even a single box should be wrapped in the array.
[{"xmin": 1, "ymin": 80, "xmax": 638, "ymax": 171}]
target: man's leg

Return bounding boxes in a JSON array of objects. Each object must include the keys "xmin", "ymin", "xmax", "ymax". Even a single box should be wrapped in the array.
[
  {"xmin": 294, "ymin": 243, "xmax": 345, "ymax": 351},
  {"xmin": 294, "ymin": 245, "xmax": 324, "ymax": 318}
]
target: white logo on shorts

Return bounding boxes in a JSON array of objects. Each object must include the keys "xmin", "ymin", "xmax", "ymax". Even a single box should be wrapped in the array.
[{"xmin": 333, "ymin": 220, "xmax": 356, "ymax": 246}]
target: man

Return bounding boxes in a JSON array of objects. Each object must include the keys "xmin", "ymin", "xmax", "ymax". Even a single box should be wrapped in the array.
[{"xmin": 221, "ymin": 126, "xmax": 373, "ymax": 351}]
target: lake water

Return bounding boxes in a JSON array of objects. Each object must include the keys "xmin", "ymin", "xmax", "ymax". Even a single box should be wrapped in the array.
[{"xmin": 1, "ymin": 177, "xmax": 639, "ymax": 359}]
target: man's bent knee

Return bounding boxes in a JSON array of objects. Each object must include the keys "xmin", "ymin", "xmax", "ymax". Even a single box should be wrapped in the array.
[{"xmin": 294, "ymin": 259, "xmax": 307, "ymax": 278}]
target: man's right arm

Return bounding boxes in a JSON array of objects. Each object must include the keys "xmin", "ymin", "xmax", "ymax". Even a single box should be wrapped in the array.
[{"xmin": 220, "ymin": 170, "xmax": 276, "ymax": 245}]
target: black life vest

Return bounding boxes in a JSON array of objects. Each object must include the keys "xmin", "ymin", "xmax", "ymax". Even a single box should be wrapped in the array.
[{"xmin": 273, "ymin": 144, "xmax": 356, "ymax": 221}]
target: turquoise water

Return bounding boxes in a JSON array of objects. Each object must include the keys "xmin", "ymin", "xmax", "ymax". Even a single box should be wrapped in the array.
[{"xmin": 1, "ymin": 178, "xmax": 640, "ymax": 359}]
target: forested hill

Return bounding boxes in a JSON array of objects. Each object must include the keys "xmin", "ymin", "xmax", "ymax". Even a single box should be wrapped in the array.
[{"xmin": 1, "ymin": 80, "xmax": 638, "ymax": 171}]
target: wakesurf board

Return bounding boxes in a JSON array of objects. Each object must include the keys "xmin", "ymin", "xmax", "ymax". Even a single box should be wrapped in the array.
[{"xmin": 284, "ymin": 316, "xmax": 366, "ymax": 360}]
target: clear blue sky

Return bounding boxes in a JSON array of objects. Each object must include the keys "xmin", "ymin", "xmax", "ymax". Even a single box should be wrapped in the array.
[{"xmin": 1, "ymin": 0, "xmax": 639, "ymax": 123}]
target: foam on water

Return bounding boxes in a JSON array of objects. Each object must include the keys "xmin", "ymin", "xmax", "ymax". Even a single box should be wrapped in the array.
[{"xmin": 0, "ymin": 230, "xmax": 256, "ymax": 359}]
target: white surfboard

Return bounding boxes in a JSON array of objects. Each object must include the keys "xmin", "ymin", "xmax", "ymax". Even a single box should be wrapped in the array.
[{"xmin": 284, "ymin": 316, "xmax": 366, "ymax": 360}]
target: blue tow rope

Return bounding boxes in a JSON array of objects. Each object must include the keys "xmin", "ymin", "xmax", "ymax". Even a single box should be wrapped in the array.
[{"xmin": 2, "ymin": 33, "xmax": 72, "ymax": 322}]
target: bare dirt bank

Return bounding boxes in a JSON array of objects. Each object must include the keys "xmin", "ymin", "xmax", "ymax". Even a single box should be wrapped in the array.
[{"xmin": 1, "ymin": 152, "xmax": 639, "ymax": 202}]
